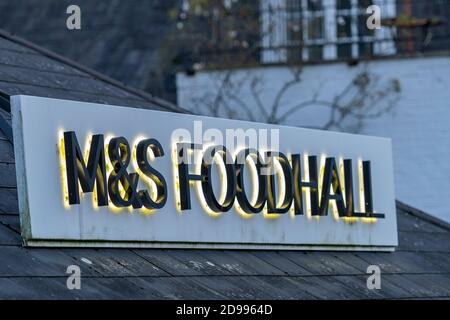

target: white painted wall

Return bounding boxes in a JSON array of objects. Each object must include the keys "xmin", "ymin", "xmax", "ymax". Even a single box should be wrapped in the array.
[{"xmin": 177, "ymin": 55, "xmax": 450, "ymax": 223}]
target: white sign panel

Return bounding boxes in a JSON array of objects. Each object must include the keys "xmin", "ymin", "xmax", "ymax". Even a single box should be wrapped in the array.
[{"xmin": 11, "ymin": 95, "xmax": 397, "ymax": 250}]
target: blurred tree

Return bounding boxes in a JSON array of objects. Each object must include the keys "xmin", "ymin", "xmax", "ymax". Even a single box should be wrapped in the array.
[{"xmin": 159, "ymin": 0, "xmax": 260, "ymax": 73}]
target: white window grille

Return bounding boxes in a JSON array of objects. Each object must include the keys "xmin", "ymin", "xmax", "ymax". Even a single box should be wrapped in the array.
[{"xmin": 260, "ymin": 0, "xmax": 396, "ymax": 63}]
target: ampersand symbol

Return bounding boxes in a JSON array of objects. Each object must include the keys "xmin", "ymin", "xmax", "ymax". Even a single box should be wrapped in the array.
[{"xmin": 107, "ymin": 137, "xmax": 143, "ymax": 208}]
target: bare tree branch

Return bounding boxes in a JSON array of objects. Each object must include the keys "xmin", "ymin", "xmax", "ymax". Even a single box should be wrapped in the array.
[{"xmin": 269, "ymin": 68, "xmax": 302, "ymax": 123}]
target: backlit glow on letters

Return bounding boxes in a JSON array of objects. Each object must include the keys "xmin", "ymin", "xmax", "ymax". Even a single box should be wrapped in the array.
[{"xmin": 60, "ymin": 131, "xmax": 385, "ymax": 222}]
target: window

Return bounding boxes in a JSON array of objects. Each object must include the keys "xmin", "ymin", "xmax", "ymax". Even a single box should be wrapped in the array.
[
  {"xmin": 335, "ymin": 0, "xmax": 376, "ymax": 59},
  {"xmin": 261, "ymin": 0, "xmax": 397, "ymax": 64},
  {"xmin": 303, "ymin": 0, "xmax": 325, "ymax": 61}
]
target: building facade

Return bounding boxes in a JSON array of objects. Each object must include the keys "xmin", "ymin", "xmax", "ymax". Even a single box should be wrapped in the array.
[{"xmin": 177, "ymin": 0, "xmax": 450, "ymax": 223}]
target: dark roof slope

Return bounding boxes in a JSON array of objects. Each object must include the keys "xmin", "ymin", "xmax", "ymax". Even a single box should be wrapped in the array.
[
  {"xmin": 0, "ymin": 32, "xmax": 449, "ymax": 299},
  {"xmin": 0, "ymin": 29, "xmax": 183, "ymax": 115}
]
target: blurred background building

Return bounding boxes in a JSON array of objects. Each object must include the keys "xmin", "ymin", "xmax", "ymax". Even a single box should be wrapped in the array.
[
  {"xmin": 174, "ymin": 0, "xmax": 450, "ymax": 223},
  {"xmin": 0, "ymin": 0, "xmax": 449, "ymax": 222}
]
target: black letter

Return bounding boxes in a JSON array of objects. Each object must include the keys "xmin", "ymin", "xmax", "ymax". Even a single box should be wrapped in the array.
[
  {"xmin": 177, "ymin": 143, "xmax": 203, "ymax": 210},
  {"xmin": 107, "ymin": 137, "xmax": 142, "ymax": 208},
  {"xmin": 265, "ymin": 152, "xmax": 293, "ymax": 214},
  {"xmin": 343, "ymin": 159, "xmax": 356, "ymax": 217},
  {"xmin": 319, "ymin": 157, "xmax": 346, "ymax": 216},
  {"xmin": 343, "ymin": 160, "xmax": 384, "ymax": 218},
  {"xmin": 64, "ymin": 131, "xmax": 108, "ymax": 206},
  {"xmin": 136, "ymin": 138, "xmax": 167, "ymax": 209},
  {"xmin": 292, "ymin": 154, "xmax": 320, "ymax": 215},
  {"xmin": 235, "ymin": 148, "xmax": 267, "ymax": 214},
  {"xmin": 201, "ymin": 145, "xmax": 236, "ymax": 212},
  {"xmin": 362, "ymin": 161, "xmax": 384, "ymax": 218}
]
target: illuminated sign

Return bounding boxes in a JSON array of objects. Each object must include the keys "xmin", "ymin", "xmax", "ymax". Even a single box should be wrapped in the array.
[{"xmin": 11, "ymin": 95, "xmax": 398, "ymax": 250}]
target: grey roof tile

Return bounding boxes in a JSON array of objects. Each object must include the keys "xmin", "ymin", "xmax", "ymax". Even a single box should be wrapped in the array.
[
  {"xmin": 0, "ymin": 50, "xmax": 81, "ymax": 74},
  {"xmin": 0, "ymin": 188, "xmax": 18, "ymax": 214},
  {"xmin": 0, "ymin": 278, "xmax": 71, "ymax": 300},
  {"xmin": 398, "ymin": 231, "xmax": 450, "ymax": 252},
  {"xmin": 356, "ymin": 250, "xmax": 449, "ymax": 274},
  {"xmin": 198, "ymin": 250, "xmax": 286, "ymax": 276},
  {"xmin": 331, "ymin": 275, "xmax": 386, "ymax": 299},
  {"xmin": 132, "ymin": 249, "xmax": 203, "ymax": 276},
  {"xmin": 0, "ymin": 223, "xmax": 22, "ymax": 245},
  {"xmin": 334, "ymin": 274, "xmax": 412, "ymax": 299},
  {"xmin": 256, "ymin": 276, "xmax": 317, "ymax": 299},
  {"xmin": 0, "ymin": 163, "xmax": 16, "ymax": 188},
  {"xmin": 0, "ymin": 128, "xmax": 8, "ymax": 140},
  {"xmin": 193, "ymin": 276, "xmax": 287, "ymax": 300},
  {"xmin": 278, "ymin": 251, "xmax": 361, "ymax": 276},
  {"xmin": 282, "ymin": 276, "xmax": 358, "ymax": 299},
  {"xmin": 0, "ymin": 214, "xmax": 20, "ymax": 233},
  {"xmin": 385, "ymin": 274, "xmax": 449, "ymax": 299},
  {"xmin": 130, "ymin": 276, "xmax": 227, "ymax": 300},
  {"xmin": 0, "ymin": 139, "xmax": 14, "ymax": 163},
  {"xmin": 329, "ymin": 252, "xmax": 375, "ymax": 273},
  {"xmin": 0, "ymin": 38, "xmax": 37, "ymax": 54},
  {"xmin": 352, "ymin": 252, "xmax": 406, "ymax": 274},
  {"xmin": 412, "ymin": 274, "xmax": 450, "ymax": 297},
  {"xmin": 397, "ymin": 208, "xmax": 448, "ymax": 233},
  {"xmin": 157, "ymin": 249, "xmax": 240, "ymax": 276},
  {"xmin": 422, "ymin": 252, "xmax": 450, "ymax": 273},
  {"xmin": 246, "ymin": 251, "xmax": 312, "ymax": 276},
  {"xmin": 0, "ymin": 246, "xmax": 79, "ymax": 277},
  {"xmin": 60, "ymin": 248, "xmax": 169, "ymax": 277}
]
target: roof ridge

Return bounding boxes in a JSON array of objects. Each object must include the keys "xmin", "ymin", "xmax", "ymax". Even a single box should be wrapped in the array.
[
  {"xmin": 396, "ymin": 200, "xmax": 450, "ymax": 231},
  {"xmin": 0, "ymin": 29, "xmax": 188, "ymax": 114}
]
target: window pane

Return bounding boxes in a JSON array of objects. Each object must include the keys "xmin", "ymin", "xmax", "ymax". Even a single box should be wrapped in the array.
[
  {"xmin": 307, "ymin": 17, "xmax": 324, "ymax": 39},
  {"xmin": 359, "ymin": 42, "xmax": 373, "ymax": 58},
  {"xmin": 358, "ymin": 14, "xmax": 374, "ymax": 37},
  {"xmin": 337, "ymin": 0, "xmax": 351, "ymax": 10},
  {"xmin": 337, "ymin": 43, "xmax": 352, "ymax": 58},
  {"xmin": 286, "ymin": 0, "xmax": 301, "ymax": 12},
  {"xmin": 287, "ymin": 0, "xmax": 302, "ymax": 42},
  {"xmin": 308, "ymin": 45, "xmax": 323, "ymax": 61},
  {"xmin": 358, "ymin": 0, "xmax": 373, "ymax": 9},
  {"xmin": 337, "ymin": 15, "xmax": 352, "ymax": 38},
  {"xmin": 307, "ymin": 0, "xmax": 322, "ymax": 11},
  {"xmin": 288, "ymin": 21, "xmax": 302, "ymax": 42}
]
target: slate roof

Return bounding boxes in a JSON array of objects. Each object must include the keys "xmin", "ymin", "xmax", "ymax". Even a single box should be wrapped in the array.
[{"xmin": 0, "ymin": 31, "xmax": 449, "ymax": 300}]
